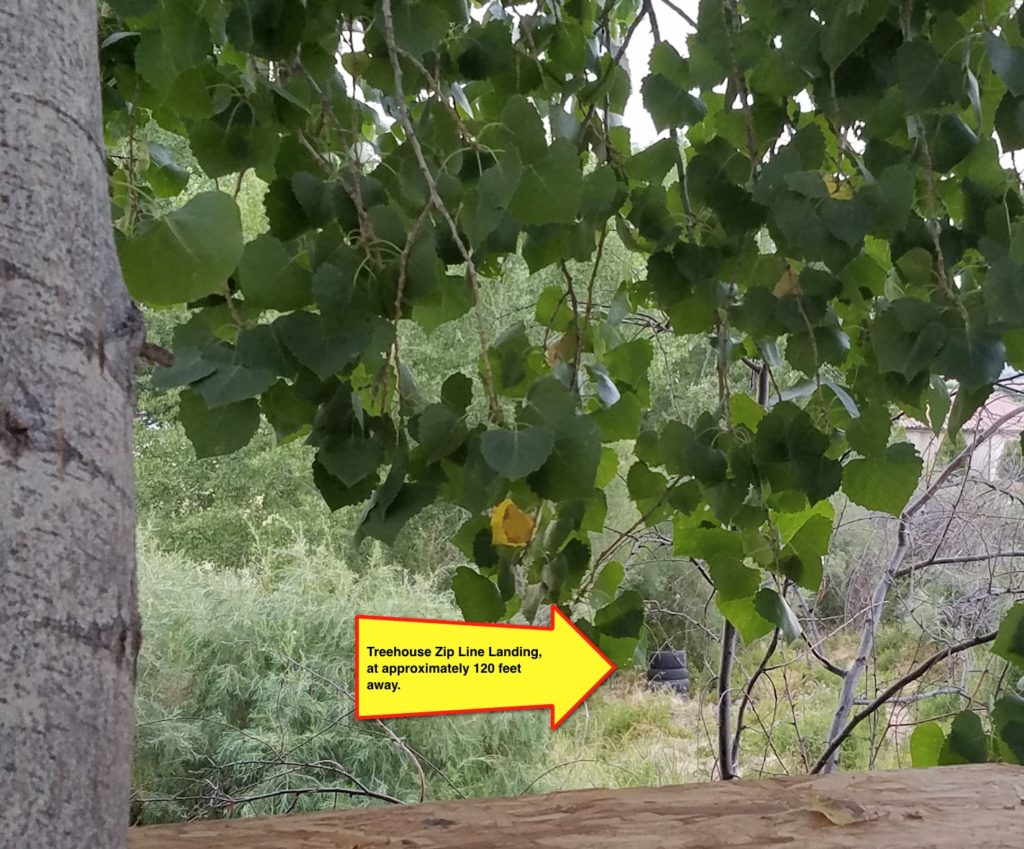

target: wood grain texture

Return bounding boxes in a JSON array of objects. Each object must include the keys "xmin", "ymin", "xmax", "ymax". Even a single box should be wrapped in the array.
[{"xmin": 131, "ymin": 764, "xmax": 1024, "ymax": 849}]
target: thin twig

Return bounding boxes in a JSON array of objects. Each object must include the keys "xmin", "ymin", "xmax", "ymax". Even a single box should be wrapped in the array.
[
  {"xmin": 647, "ymin": 0, "xmax": 694, "ymax": 238},
  {"xmin": 380, "ymin": 0, "xmax": 501, "ymax": 421},
  {"xmin": 731, "ymin": 627, "xmax": 780, "ymax": 773},
  {"xmin": 659, "ymin": 0, "xmax": 697, "ymax": 27}
]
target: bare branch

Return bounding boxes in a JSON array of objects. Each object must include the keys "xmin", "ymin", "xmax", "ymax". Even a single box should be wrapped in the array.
[
  {"xmin": 818, "ymin": 403, "xmax": 1024, "ymax": 772},
  {"xmin": 896, "ymin": 550, "xmax": 1024, "ymax": 581},
  {"xmin": 138, "ymin": 340, "xmax": 173, "ymax": 368},
  {"xmin": 717, "ymin": 620, "xmax": 737, "ymax": 779},
  {"xmin": 811, "ymin": 630, "xmax": 996, "ymax": 773}
]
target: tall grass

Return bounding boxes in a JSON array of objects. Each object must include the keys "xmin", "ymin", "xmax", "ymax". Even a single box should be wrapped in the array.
[{"xmin": 133, "ymin": 536, "xmax": 549, "ymax": 823}]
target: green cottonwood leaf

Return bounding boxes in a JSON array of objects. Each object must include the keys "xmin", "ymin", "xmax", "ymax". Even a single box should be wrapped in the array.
[
  {"xmin": 318, "ymin": 436, "xmax": 383, "ymax": 487},
  {"xmin": 992, "ymin": 694, "xmax": 1024, "ymax": 763},
  {"xmin": 593, "ymin": 392, "xmax": 642, "ymax": 442},
  {"xmin": 500, "ymin": 95, "xmax": 547, "ymax": 163},
  {"xmin": 225, "ymin": 0, "xmax": 306, "ymax": 58},
  {"xmin": 846, "ymin": 405, "xmax": 892, "ymax": 457},
  {"xmin": 508, "ymin": 140, "xmax": 582, "ymax": 226},
  {"xmin": 527, "ymin": 425, "xmax": 601, "ymax": 501},
  {"xmin": 939, "ymin": 710, "xmax": 989, "ymax": 764},
  {"xmin": 188, "ymin": 119, "xmax": 280, "ymax": 179},
  {"xmin": 581, "ymin": 165, "xmax": 625, "ymax": 222},
  {"xmin": 412, "ymin": 275, "xmax": 474, "ymax": 332},
  {"xmin": 260, "ymin": 381, "xmax": 316, "ymax": 443},
  {"xmin": 413, "ymin": 403, "xmax": 468, "ymax": 462},
  {"xmin": 452, "ymin": 566, "xmax": 504, "ymax": 622},
  {"xmin": 145, "ymin": 142, "xmax": 189, "ymax": 197},
  {"xmin": 486, "ymin": 322, "xmax": 537, "ymax": 397},
  {"xmin": 195, "ymin": 359, "xmax": 276, "ymax": 408},
  {"xmin": 480, "ymin": 426, "xmax": 555, "ymax": 480},
  {"xmin": 662, "ymin": 418, "xmax": 727, "ymax": 486},
  {"xmin": 627, "ymin": 462, "xmax": 668, "ymax": 514},
  {"xmin": 134, "ymin": 4, "xmax": 210, "ymax": 91},
  {"xmin": 641, "ymin": 74, "xmax": 706, "ymax": 132},
  {"xmin": 591, "ymin": 561, "xmax": 625, "ymax": 607},
  {"xmin": 774, "ymin": 501, "xmax": 834, "ymax": 591},
  {"xmin": 987, "ymin": 33, "xmax": 1024, "ymax": 97},
  {"xmin": 152, "ymin": 346, "xmax": 217, "ymax": 390},
  {"xmin": 381, "ymin": 0, "xmax": 450, "ymax": 58},
  {"xmin": 993, "ymin": 604, "xmax": 1024, "ymax": 668},
  {"xmin": 274, "ymin": 311, "xmax": 370, "ymax": 380},
  {"xmin": 178, "ymin": 389, "xmax": 259, "ymax": 458},
  {"xmin": 594, "ymin": 589, "xmax": 645, "ymax": 639},
  {"xmin": 717, "ymin": 594, "xmax": 775, "ymax": 643},
  {"xmin": 238, "ymin": 235, "xmax": 313, "ymax": 311},
  {"xmin": 753, "ymin": 402, "xmax": 842, "ymax": 503},
  {"xmin": 358, "ymin": 480, "xmax": 438, "ymax": 545},
  {"xmin": 819, "ymin": 0, "xmax": 890, "ymax": 69},
  {"xmin": 707, "ymin": 558, "xmax": 761, "ymax": 601},
  {"xmin": 896, "ymin": 39, "xmax": 963, "ymax": 112},
  {"xmin": 996, "ymin": 93, "xmax": 1024, "ymax": 150},
  {"xmin": 929, "ymin": 115, "xmax": 978, "ymax": 173},
  {"xmin": 753, "ymin": 588, "xmax": 801, "ymax": 643},
  {"xmin": 441, "ymin": 372, "xmax": 473, "ymax": 413},
  {"xmin": 910, "ymin": 722, "xmax": 945, "ymax": 768},
  {"xmin": 625, "ymin": 138, "xmax": 677, "ymax": 184},
  {"xmin": 984, "ymin": 257, "xmax": 1024, "ymax": 330},
  {"xmin": 842, "ymin": 443, "xmax": 922, "ymax": 515},
  {"xmin": 673, "ymin": 513, "xmax": 744, "ymax": 560},
  {"xmin": 313, "ymin": 458, "xmax": 379, "ymax": 511},
  {"xmin": 871, "ymin": 299, "xmax": 946, "ymax": 382},
  {"xmin": 935, "ymin": 330, "xmax": 1005, "ymax": 391},
  {"xmin": 120, "ymin": 192, "xmax": 243, "ymax": 305},
  {"xmin": 948, "ymin": 384, "xmax": 992, "ymax": 438}
]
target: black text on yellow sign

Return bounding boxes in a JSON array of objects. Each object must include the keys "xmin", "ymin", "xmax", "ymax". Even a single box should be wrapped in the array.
[{"xmin": 355, "ymin": 605, "xmax": 616, "ymax": 729}]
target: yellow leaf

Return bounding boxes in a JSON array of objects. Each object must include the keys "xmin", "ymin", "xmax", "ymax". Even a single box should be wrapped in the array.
[
  {"xmin": 545, "ymin": 332, "xmax": 576, "ymax": 367},
  {"xmin": 490, "ymin": 498, "xmax": 536, "ymax": 548},
  {"xmin": 824, "ymin": 175, "xmax": 853, "ymax": 200},
  {"xmin": 773, "ymin": 265, "xmax": 801, "ymax": 297}
]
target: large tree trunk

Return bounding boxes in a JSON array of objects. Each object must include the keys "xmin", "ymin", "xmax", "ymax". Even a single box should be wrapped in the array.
[{"xmin": 1, "ymin": 3, "xmax": 142, "ymax": 847}]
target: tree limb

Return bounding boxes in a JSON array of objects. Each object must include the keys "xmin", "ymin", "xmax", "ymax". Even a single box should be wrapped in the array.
[
  {"xmin": 811, "ymin": 630, "xmax": 996, "ymax": 774},
  {"xmin": 717, "ymin": 620, "xmax": 737, "ymax": 779},
  {"xmin": 817, "ymin": 403, "xmax": 1023, "ymax": 772}
]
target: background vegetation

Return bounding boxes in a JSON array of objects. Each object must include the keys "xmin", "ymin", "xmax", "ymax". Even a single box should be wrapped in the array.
[{"xmin": 107, "ymin": 0, "xmax": 1024, "ymax": 822}]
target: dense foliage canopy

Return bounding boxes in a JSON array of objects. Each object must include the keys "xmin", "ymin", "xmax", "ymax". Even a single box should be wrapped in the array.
[{"xmin": 100, "ymin": 0, "xmax": 1024, "ymax": 767}]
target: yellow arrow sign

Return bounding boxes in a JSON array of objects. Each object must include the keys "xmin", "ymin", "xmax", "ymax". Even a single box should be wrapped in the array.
[{"xmin": 356, "ymin": 605, "xmax": 616, "ymax": 729}]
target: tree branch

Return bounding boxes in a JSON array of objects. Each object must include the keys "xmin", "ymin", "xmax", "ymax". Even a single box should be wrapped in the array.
[
  {"xmin": 647, "ymin": 0, "xmax": 694, "ymax": 239},
  {"xmin": 380, "ymin": 0, "xmax": 502, "ymax": 422},
  {"xmin": 717, "ymin": 620, "xmax": 737, "ymax": 779},
  {"xmin": 138, "ymin": 340, "xmax": 174, "ymax": 368},
  {"xmin": 895, "ymin": 550, "xmax": 1024, "ymax": 581},
  {"xmin": 811, "ymin": 630, "xmax": 996, "ymax": 774},
  {"xmin": 817, "ymin": 403, "xmax": 1023, "ymax": 772}
]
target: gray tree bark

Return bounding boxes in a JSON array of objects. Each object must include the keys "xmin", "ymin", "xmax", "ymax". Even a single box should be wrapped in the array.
[{"xmin": 0, "ymin": 2, "xmax": 143, "ymax": 847}]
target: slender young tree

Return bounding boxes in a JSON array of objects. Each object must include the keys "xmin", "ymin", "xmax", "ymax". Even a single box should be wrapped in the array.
[{"xmin": 0, "ymin": 2, "xmax": 143, "ymax": 847}]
